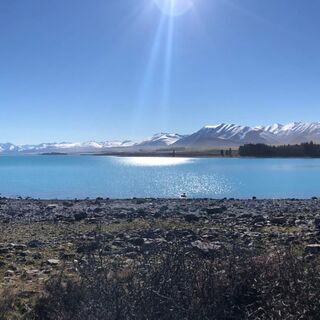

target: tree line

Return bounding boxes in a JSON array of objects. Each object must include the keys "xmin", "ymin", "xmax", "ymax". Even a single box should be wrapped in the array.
[
  {"xmin": 239, "ymin": 142, "xmax": 320, "ymax": 157},
  {"xmin": 220, "ymin": 148, "xmax": 233, "ymax": 157}
]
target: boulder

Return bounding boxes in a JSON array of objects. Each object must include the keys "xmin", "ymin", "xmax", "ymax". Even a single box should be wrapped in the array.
[
  {"xmin": 314, "ymin": 216, "xmax": 320, "ymax": 229},
  {"xmin": 47, "ymin": 259, "xmax": 60, "ymax": 266},
  {"xmin": 4, "ymin": 270, "xmax": 15, "ymax": 277},
  {"xmin": 74, "ymin": 212, "xmax": 88, "ymax": 221},
  {"xmin": 305, "ymin": 244, "xmax": 320, "ymax": 255},
  {"xmin": 46, "ymin": 204, "xmax": 58, "ymax": 210},
  {"xmin": 253, "ymin": 215, "xmax": 265, "ymax": 223},
  {"xmin": 270, "ymin": 217, "xmax": 287, "ymax": 225},
  {"xmin": 129, "ymin": 237, "xmax": 144, "ymax": 246},
  {"xmin": 206, "ymin": 206, "xmax": 227, "ymax": 215},
  {"xmin": 184, "ymin": 214, "xmax": 200, "ymax": 222},
  {"xmin": 27, "ymin": 240, "xmax": 43, "ymax": 248},
  {"xmin": 191, "ymin": 240, "xmax": 221, "ymax": 254},
  {"xmin": 10, "ymin": 243, "xmax": 27, "ymax": 251}
]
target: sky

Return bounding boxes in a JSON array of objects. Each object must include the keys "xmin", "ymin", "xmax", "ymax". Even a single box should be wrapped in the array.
[{"xmin": 1, "ymin": 0, "xmax": 320, "ymax": 144}]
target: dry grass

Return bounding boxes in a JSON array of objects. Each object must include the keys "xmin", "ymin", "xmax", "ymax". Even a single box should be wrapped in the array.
[{"xmin": 15, "ymin": 243, "xmax": 320, "ymax": 320}]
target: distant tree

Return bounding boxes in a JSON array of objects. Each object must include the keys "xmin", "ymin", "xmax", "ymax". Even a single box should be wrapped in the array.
[
  {"xmin": 220, "ymin": 150, "xmax": 225, "ymax": 157},
  {"xmin": 239, "ymin": 142, "xmax": 320, "ymax": 158}
]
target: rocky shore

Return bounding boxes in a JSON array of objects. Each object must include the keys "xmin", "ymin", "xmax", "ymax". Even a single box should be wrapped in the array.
[{"xmin": 1, "ymin": 197, "xmax": 320, "ymax": 318}]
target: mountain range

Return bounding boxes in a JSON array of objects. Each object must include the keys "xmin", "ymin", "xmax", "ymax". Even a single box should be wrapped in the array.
[{"xmin": 1, "ymin": 122, "xmax": 320, "ymax": 154}]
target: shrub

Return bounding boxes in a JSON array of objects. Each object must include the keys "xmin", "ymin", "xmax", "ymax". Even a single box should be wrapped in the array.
[{"xmin": 29, "ymin": 243, "xmax": 320, "ymax": 320}]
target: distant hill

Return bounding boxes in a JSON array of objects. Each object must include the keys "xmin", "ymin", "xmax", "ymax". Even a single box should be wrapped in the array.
[
  {"xmin": 172, "ymin": 122, "xmax": 320, "ymax": 149},
  {"xmin": 2, "ymin": 122, "xmax": 320, "ymax": 154},
  {"xmin": 136, "ymin": 133, "xmax": 186, "ymax": 149}
]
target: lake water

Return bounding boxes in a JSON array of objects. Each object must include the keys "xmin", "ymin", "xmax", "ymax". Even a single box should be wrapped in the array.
[{"xmin": 0, "ymin": 156, "xmax": 319, "ymax": 199}]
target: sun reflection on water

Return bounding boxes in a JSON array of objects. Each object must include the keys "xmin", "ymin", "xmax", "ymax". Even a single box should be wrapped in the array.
[{"xmin": 117, "ymin": 157, "xmax": 193, "ymax": 167}]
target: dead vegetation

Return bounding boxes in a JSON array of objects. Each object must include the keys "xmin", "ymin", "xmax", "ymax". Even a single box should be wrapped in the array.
[{"xmin": 3, "ymin": 242, "xmax": 317, "ymax": 320}]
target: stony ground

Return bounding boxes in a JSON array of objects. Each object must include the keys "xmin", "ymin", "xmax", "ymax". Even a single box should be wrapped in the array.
[{"xmin": 1, "ymin": 197, "xmax": 320, "ymax": 313}]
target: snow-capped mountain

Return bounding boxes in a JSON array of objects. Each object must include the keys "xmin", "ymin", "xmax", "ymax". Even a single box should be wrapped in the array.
[
  {"xmin": 173, "ymin": 124, "xmax": 268, "ymax": 149},
  {"xmin": 0, "ymin": 140, "xmax": 136, "ymax": 154},
  {"xmin": 173, "ymin": 122, "xmax": 320, "ymax": 149},
  {"xmin": 1, "ymin": 122, "xmax": 320, "ymax": 154},
  {"xmin": 0, "ymin": 143, "xmax": 20, "ymax": 153},
  {"xmin": 136, "ymin": 133, "xmax": 185, "ymax": 148},
  {"xmin": 268, "ymin": 122, "xmax": 320, "ymax": 144}
]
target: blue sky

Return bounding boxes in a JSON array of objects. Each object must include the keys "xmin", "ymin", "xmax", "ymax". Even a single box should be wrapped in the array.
[{"xmin": 1, "ymin": 0, "xmax": 320, "ymax": 143}]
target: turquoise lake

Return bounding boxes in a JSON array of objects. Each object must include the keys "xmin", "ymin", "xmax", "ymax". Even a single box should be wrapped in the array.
[{"xmin": 0, "ymin": 156, "xmax": 319, "ymax": 199}]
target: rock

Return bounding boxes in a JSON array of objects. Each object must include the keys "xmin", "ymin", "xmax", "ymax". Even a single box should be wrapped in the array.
[
  {"xmin": 126, "ymin": 252, "xmax": 138, "ymax": 259},
  {"xmin": 53, "ymin": 214, "xmax": 63, "ymax": 221},
  {"xmin": 63, "ymin": 201, "xmax": 74, "ymax": 207},
  {"xmin": 184, "ymin": 214, "xmax": 200, "ymax": 222},
  {"xmin": 77, "ymin": 242, "xmax": 99, "ymax": 253},
  {"xmin": 74, "ymin": 212, "xmax": 88, "ymax": 221},
  {"xmin": 135, "ymin": 199, "xmax": 146, "ymax": 204},
  {"xmin": 8, "ymin": 263, "xmax": 17, "ymax": 271},
  {"xmin": 253, "ymin": 215, "xmax": 265, "ymax": 223},
  {"xmin": 0, "ymin": 247, "xmax": 10, "ymax": 254},
  {"xmin": 239, "ymin": 213, "xmax": 253, "ymax": 219},
  {"xmin": 10, "ymin": 243, "xmax": 27, "ymax": 251},
  {"xmin": 206, "ymin": 206, "xmax": 227, "ymax": 215},
  {"xmin": 305, "ymin": 244, "xmax": 320, "ymax": 255},
  {"xmin": 314, "ymin": 216, "xmax": 320, "ymax": 229},
  {"xmin": 32, "ymin": 252, "xmax": 43, "ymax": 260},
  {"xmin": 115, "ymin": 212, "xmax": 127, "ymax": 219},
  {"xmin": 46, "ymin": 204, "xmax": 58, "ymax": 210},
  {"xmin": 27, "ymin": 240, "xmax": 43, "ymax": 248},
  {"xmin": 129, "ymin": 237, "xmax": 144, "ymax": 246},
  {"xmin": 21, "ymin": 269, "xmax": 40, "ymax": 280},
  {"xmin": 270, "ymin": 217, "xmax": 287, "ymax": 225},
  {"xmin": 191, "ymin": 240, "xmax": 221, "ymax": 254},
  {"xmin": 47, "ymin": 259, "xmax": 60, "ymax": 266},
  {"xmin": 112, "ymin": 240, "xmax": 124, "ymax": 247},
  {"xmin": 17, "ymin": 251, "xmax": 30, "ymax": 257},
  {"xmin": 141, "ymin": 239, "xmax": 157, "ymax": 251},
  {"xmin": 5, "ymin": 270, "xmax": 15, "ymax": 277},
  {"xmin": 136, "ymin": 209, "xmax": 147, "ymax": 218}
]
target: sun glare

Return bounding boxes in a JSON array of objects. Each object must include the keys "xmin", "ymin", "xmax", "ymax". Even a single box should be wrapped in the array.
[
  {"xmin": 153, "ymin": 0, "xmax": 194, "ymax": 16},
  {"xmin": 118, "ymin": 157, "xmax": 193, "ymax": 167},
  {"xmin": 133, "ymin": 0, "xmax": 195, "ymax": 133}
]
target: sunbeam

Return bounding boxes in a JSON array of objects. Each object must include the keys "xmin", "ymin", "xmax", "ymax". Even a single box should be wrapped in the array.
[
  {"xmin": 153, "ymin": 0, "xmax": 194, "ymax": 16},
  {"xmin": 132, "ymin": 10, "xmax": 167, "ymax": 130},
  {"xmin": 160, "ymin": 4, "xmax": 175, "ymax": 123},
  {"xmin": 133, "ymin": 0, "xmax": 194, "ymax": 134}
]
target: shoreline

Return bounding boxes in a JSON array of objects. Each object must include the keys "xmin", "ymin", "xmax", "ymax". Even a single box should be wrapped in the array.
[{"xmin": 1, "ymin": 197, "xmax": 320, "ymax": 317}]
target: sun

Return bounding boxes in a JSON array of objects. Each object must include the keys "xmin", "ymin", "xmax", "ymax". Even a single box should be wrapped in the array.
[{"xmin": 153, "ymin": 0, "xmax": 194, "ymax": 16}]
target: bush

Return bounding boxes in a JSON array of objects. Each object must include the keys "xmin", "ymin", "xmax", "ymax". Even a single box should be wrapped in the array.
[{"xmin": 29, "ymin": 243, "xmax": 320, "ymax": 320}]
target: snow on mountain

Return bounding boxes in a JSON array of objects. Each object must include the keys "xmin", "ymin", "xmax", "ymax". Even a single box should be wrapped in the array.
[
  {"xmin": 173, "ymin": 124, "xmax": 267, "ymax": 149},
  {"xmin": 274, "ymin": 122, "xmax": 320, "ymax": 143},
  {"xmin": 136, "ymin": 133, "xmax": 185, "ymax": 148},
  {"xmin": 0, "ymin": 143, "xmax": 20, "ymax": 153},
  {"xmin": 1, "ymin": 122, "xmax": 320, "ymax": 153},
  {"xmin": 0, "ymin": 140, "xmax": 136, "ymax": 154},
  {"xmin": 100, "ymin": 140, "xmax": 136, "ymax": 148},
  {"xmin": 261, "ymin": 123, "xmax": 284, "ymax": 134},
  {"xmin": 173, "ymin": 122, "xmax": 320, "ymax": 149}
]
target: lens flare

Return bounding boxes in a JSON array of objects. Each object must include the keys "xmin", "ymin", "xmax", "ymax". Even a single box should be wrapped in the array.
[{"xmin": 153, "ymin": 0, "xmax": 194, "ymax": 16}]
